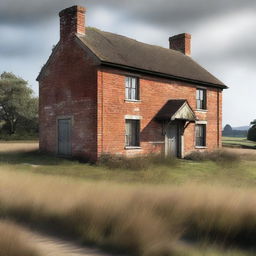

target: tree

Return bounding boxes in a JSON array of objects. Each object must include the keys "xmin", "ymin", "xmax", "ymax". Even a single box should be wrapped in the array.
[
  {"xmin": 0, "ymin": 72, "xmax": 38, "ymax": 134},
  {"xmin": 247, "ymin": 119, "xmax": 256, "ymax": 142},
  {"xmin": 222, "ymin": 124, "xmax": 233, "ymax": 136}
]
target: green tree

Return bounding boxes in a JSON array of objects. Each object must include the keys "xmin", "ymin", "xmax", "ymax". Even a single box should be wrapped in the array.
[
  {"xmin": 223, "ymin": 124, "xmax": 233, "ymax": 136},
  {"xmin": 247, "ymin": 119, "xmax": 256, "ymax": 142},
  {"xmin": 0, "ymin": 72, "xmax": 38, "ymax": 135}
]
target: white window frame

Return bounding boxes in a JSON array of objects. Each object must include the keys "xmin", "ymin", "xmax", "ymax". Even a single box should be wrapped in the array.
[
  {"xmin": 196, "ymin": 88, "xmax": 207, "ymax": 110},
  {"xmin": 195, "ymin": 123, "xmax": 207, "ymax": 148},
  {"xmin": 125, "ymin": 77, "xmax": 139, "ymax": 101},
  {"xmin": 125, "ymin": 119, "xmax": 140, "ymax": 148}
]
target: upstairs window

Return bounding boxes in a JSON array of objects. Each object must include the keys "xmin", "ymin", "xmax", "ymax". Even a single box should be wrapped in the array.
[
  {"xmin": 125, "ymin": 77, "xmax": 139, "ymax": 100},
  {"xmin": 195, "ymin": 124, "xmax": 206, "ymax": 147},
  {"xmin": 125, "ymin": 119, "xmax": 140, "ymax": 147},
  {"xmin": 196, "ymin": 88, "xmax": 207, "ymax": 110}
]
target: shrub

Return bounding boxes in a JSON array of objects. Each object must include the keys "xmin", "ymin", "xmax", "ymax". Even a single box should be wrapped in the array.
[
  {"xmin": 185, "ymin": 150, "xmax": 240, "ymax": 164},
  {"xmin": 247, "ymin": 125, "xmax": 256, "ymax": 142}
]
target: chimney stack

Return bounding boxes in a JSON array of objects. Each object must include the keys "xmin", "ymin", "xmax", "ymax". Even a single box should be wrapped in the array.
[
  {"xmin": 59, "ymin": 5, "xmax": 86, "ymax": 41},
  {"xmin": 169, "ymin": 33, "xmax": 191, "ymax": 56}
]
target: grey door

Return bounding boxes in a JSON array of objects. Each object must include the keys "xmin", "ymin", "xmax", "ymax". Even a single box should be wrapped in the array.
[
  {"xmin": 58, "ymin": 119, "xmax": 71, "ymax": 156},
  {"xmin": 165, "ymin": 124, "xmax": 179, "ymax": 157}
]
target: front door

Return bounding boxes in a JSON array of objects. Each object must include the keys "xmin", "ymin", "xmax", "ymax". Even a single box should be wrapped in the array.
[
  {"xmin": 165, "ymin": 123, "xmax": 179, "ymax": 157},
  {"xmin": 58, "ymin": 119, "xmax": 71, "ymax": 156}
]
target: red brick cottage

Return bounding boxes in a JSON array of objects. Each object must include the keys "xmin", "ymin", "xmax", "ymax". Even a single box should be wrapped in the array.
[{"xmin": 37, "ymin": 5, "xmax": 227, "ymax": 161}]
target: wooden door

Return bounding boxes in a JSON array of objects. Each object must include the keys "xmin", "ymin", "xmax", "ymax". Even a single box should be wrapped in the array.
[
  {"xmin": 58, "ymin": 119, "xmax": 71, "ymax": 156},
  {"xmin": 165, "ymin": 124, "xmax": 178, "ymax": 157}
]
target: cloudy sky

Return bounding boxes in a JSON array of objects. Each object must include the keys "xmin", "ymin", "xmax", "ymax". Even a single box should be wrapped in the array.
[{"xmin": 1, "ymin": 0, "xmax": 255, "ymax": 127}]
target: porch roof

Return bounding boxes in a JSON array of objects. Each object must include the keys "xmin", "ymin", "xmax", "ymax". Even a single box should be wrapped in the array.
[{"xmin": 155, "ymin": 99, "xmax": 196, "ymax": 122}]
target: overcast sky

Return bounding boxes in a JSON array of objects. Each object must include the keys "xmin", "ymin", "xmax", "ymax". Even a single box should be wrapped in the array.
[{"xmin": 1, "ymin": 0, "xmax": 255, "ymax": 127}]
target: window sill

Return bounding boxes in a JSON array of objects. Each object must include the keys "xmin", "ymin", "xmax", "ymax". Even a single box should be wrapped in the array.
[
  {"xmin": 195, "ymin": 146, "xmax": 208, "ymax": 149},
  {"xmin": 125, "ymin": 99, "xmax": 141, "ymax": 103},
  {"xmin": 195, "ymin": 109, "xmax": 208, "ymax": 112},
  {"xmin": 124, "ymin": 146, "xmax": 142, "ymax": 150}
]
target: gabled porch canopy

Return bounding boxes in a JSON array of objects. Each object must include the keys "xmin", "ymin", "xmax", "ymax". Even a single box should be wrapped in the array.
[{"xmin": 155, "ymin": 99, "xmax": 196, "ymax": 122}]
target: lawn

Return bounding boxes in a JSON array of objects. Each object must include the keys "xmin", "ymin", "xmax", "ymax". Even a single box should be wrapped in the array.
[
  {"xmin": 222, "ymin": 136, "xmax": 256, "ymax": 149},
  {"xmin": 0, "ymin": 142, "xmax": 255, "ymax": 256},
  {"xmin": 0, "ymin": 142, "xmax": 255, "ymax": 187}
]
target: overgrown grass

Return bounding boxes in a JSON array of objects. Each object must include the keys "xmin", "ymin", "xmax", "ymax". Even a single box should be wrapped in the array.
[
  {"xmin": 0, "ymin": 220, "xmax": 39, "ymax": 256},
  {"xmin": 0, "ymin": 169, "xmax": 255, "ymax": 256},
  {"xmin": 0, "ymin": 146, "xmax": 255, "ymax": 187},
  {"xmin": 98, "ymin": 154, "xmax": 178, "ymax": 170},
  {"xmin": 185, "ymin": 149, "xmax": 241, "ymax": 164}
]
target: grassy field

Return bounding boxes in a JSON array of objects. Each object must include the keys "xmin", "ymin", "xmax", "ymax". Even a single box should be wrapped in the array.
[
  {"xmin": 0, "ymin": 142, "xmax": 255, "ymax": 256},
  {"xmin": 222, "ymin": 137, "xmax": 256, "ymax": 149}
]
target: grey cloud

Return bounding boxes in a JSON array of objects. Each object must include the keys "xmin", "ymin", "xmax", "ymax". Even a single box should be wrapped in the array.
[
  {"xmin": 96, "ymin": 0, "xmax": 256, "ymax": 30},
  {"xmin": 1, "ymin": 0, "xmax": 256, "ymax": 28}
]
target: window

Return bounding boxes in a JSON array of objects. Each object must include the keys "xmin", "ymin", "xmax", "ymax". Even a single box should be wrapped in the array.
[
  {"xmin": 195, "ymin": 124, "xmax": 206, "ymax": 147},
  {"xmin": 125, "ymin": 77, "xmax": 139, "ymax": 100},
  {"xmin": 196, "ymin": 88, "xmax": 206, "ymax": 109},
  {"xmin": 125, "ymin": 120, "xmax": 140, "ymax": 147}
]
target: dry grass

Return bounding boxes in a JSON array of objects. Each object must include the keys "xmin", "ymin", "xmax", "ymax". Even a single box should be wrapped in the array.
[
  {"xmin": 0, "ymin": 169, "xmax": 255, "ymax": 256},
  {"xmin": 0, "ymin": 220, "xmax": 39, "ymax": 256},
  {"xmin": 0, "ymin": 141, "xmax": 38, "ymax": 152},
  {"xmin": 98, "ymin": 154, "xmax": 178, "ymax": 170}
]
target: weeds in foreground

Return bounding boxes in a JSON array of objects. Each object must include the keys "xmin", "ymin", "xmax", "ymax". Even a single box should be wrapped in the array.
[
  {"xmin": 97, "ymin": 154, "xmax": 178, "ymax": 170},
  {"xmin": 0, "ymin": 170, "xmax": 255, "ymax": 256},
  {"xmin": 0, "ymin": 220, "xmax": 39, "ymax": 256},
  {"xmin": 185, "ymin": 150, "xmax": 241, "ymax": 165}
]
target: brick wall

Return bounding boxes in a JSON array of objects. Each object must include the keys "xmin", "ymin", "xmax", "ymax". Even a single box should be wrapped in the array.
[
  {"xmin": 97, "ymin": 67, "xmax": 222, "ymax": 157},
  {"xmin": 39, "ymin": 39, "xmax": 99, "ymax": 161},
  {"xmin": 39, "ymin": 42, "xmax": 222, "ymax": 161}
]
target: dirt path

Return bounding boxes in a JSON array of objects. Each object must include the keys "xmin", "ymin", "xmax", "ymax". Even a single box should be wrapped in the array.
[{"xmin": 21, "ymin": 225, "xmax": 116, "ymax": 256}]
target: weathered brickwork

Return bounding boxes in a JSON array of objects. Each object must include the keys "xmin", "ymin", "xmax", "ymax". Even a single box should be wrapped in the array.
[
  {"xmin": 39, "ymin": 5, "xmax": 224, "ymax": 161},
  {"xmin": 97, "ymin": 67, "xmax": 222, "ymax": 158},
  {"xmin": 39, "ymin": 40, "xmax": 99, "ymax": 161}
]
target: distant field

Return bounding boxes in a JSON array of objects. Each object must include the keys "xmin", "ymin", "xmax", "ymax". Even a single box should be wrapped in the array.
[{"xmin": 222, "ymin": 136, "xmax": 256, "ymax": 149}]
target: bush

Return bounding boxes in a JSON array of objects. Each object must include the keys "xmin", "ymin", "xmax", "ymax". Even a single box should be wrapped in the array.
[
  {"xmin": 247, "ymin": 125, "xmax": 256, "ymax": 142},
  {"xmin": 97, "ymin": 154, "xmax": 178, "ymax": 170},
  {"xmin": 185, "ymin": 150, "xmax": 240, "ymax": 164}
]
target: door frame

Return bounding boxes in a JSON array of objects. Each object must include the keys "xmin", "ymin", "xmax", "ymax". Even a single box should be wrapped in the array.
[
  {"xmin": 56, "ymin": 116, "xmax": 73, "ymax": 156},
  {"xmin": 165, "ymin": 121, "xmax": 183, "ymax": 158}
]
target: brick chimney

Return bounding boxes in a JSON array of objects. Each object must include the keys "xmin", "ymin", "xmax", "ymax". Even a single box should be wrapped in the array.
[
  {"xmin": 169, "ymin": 33, "xmax": 191, "ymax": 56},
  {"xmin": 59, "ymin": 5, "xmax": 86, "ymax": 41}
]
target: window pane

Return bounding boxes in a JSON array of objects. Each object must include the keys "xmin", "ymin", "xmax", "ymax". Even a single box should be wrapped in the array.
[
  {"xmin": 196, "ymin": 89, "xmax": 200, "ymax": 100},
  {"xmin": 131, "ymin": 78, "xmax": 136, "ymax": 88},
  {"xmin": 125, "ymin": 120, "xmax": 140, "ymax": 146},
  {"xmin": 196, "ymin": 89, "xmax": 206, "ymax": 109},
  {"xmin": 195, "ymin": 124, "xmax": 206, "ymax": 147},
  {"xmin": 131, "ymin": 88, "xmax": 136, "ymax": 100},
  {"xmin": 125, "ymin": 77, "xmax": 139, "ymax": 100}
]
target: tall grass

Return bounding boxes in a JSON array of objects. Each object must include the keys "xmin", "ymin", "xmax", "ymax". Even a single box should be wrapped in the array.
[
  {"xmin": 98, "ymin": 154, "xmax": 178, "ymax": 170},
  {"xmin": 185, "ymin": 149, "xmax": 241, "ymax": 164},
  {"xmin": 0, "ymin": 220, "xmax": 39, "ymax": 256},
  {"xmin": 0, "ymin": 169, "xmax": 255, "ymax": 255}
]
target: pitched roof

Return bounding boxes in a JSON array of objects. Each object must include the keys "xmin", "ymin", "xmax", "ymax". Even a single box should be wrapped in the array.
[
  {"xmin": 155, "ymin": 99, "xmax": 196, "ymax": 121},
  {"xmin": 78, "ymin": 28, "xmax": 227, "ymax": 89}
]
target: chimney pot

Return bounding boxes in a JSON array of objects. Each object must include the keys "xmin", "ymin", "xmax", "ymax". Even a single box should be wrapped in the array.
[
  {"xmin": 59, "ymin": 5, "xmax": 86, "ymax": 41},
  {"xmin": 169, "ymin": 33, "xmax": 191, "ymax": 56}
]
